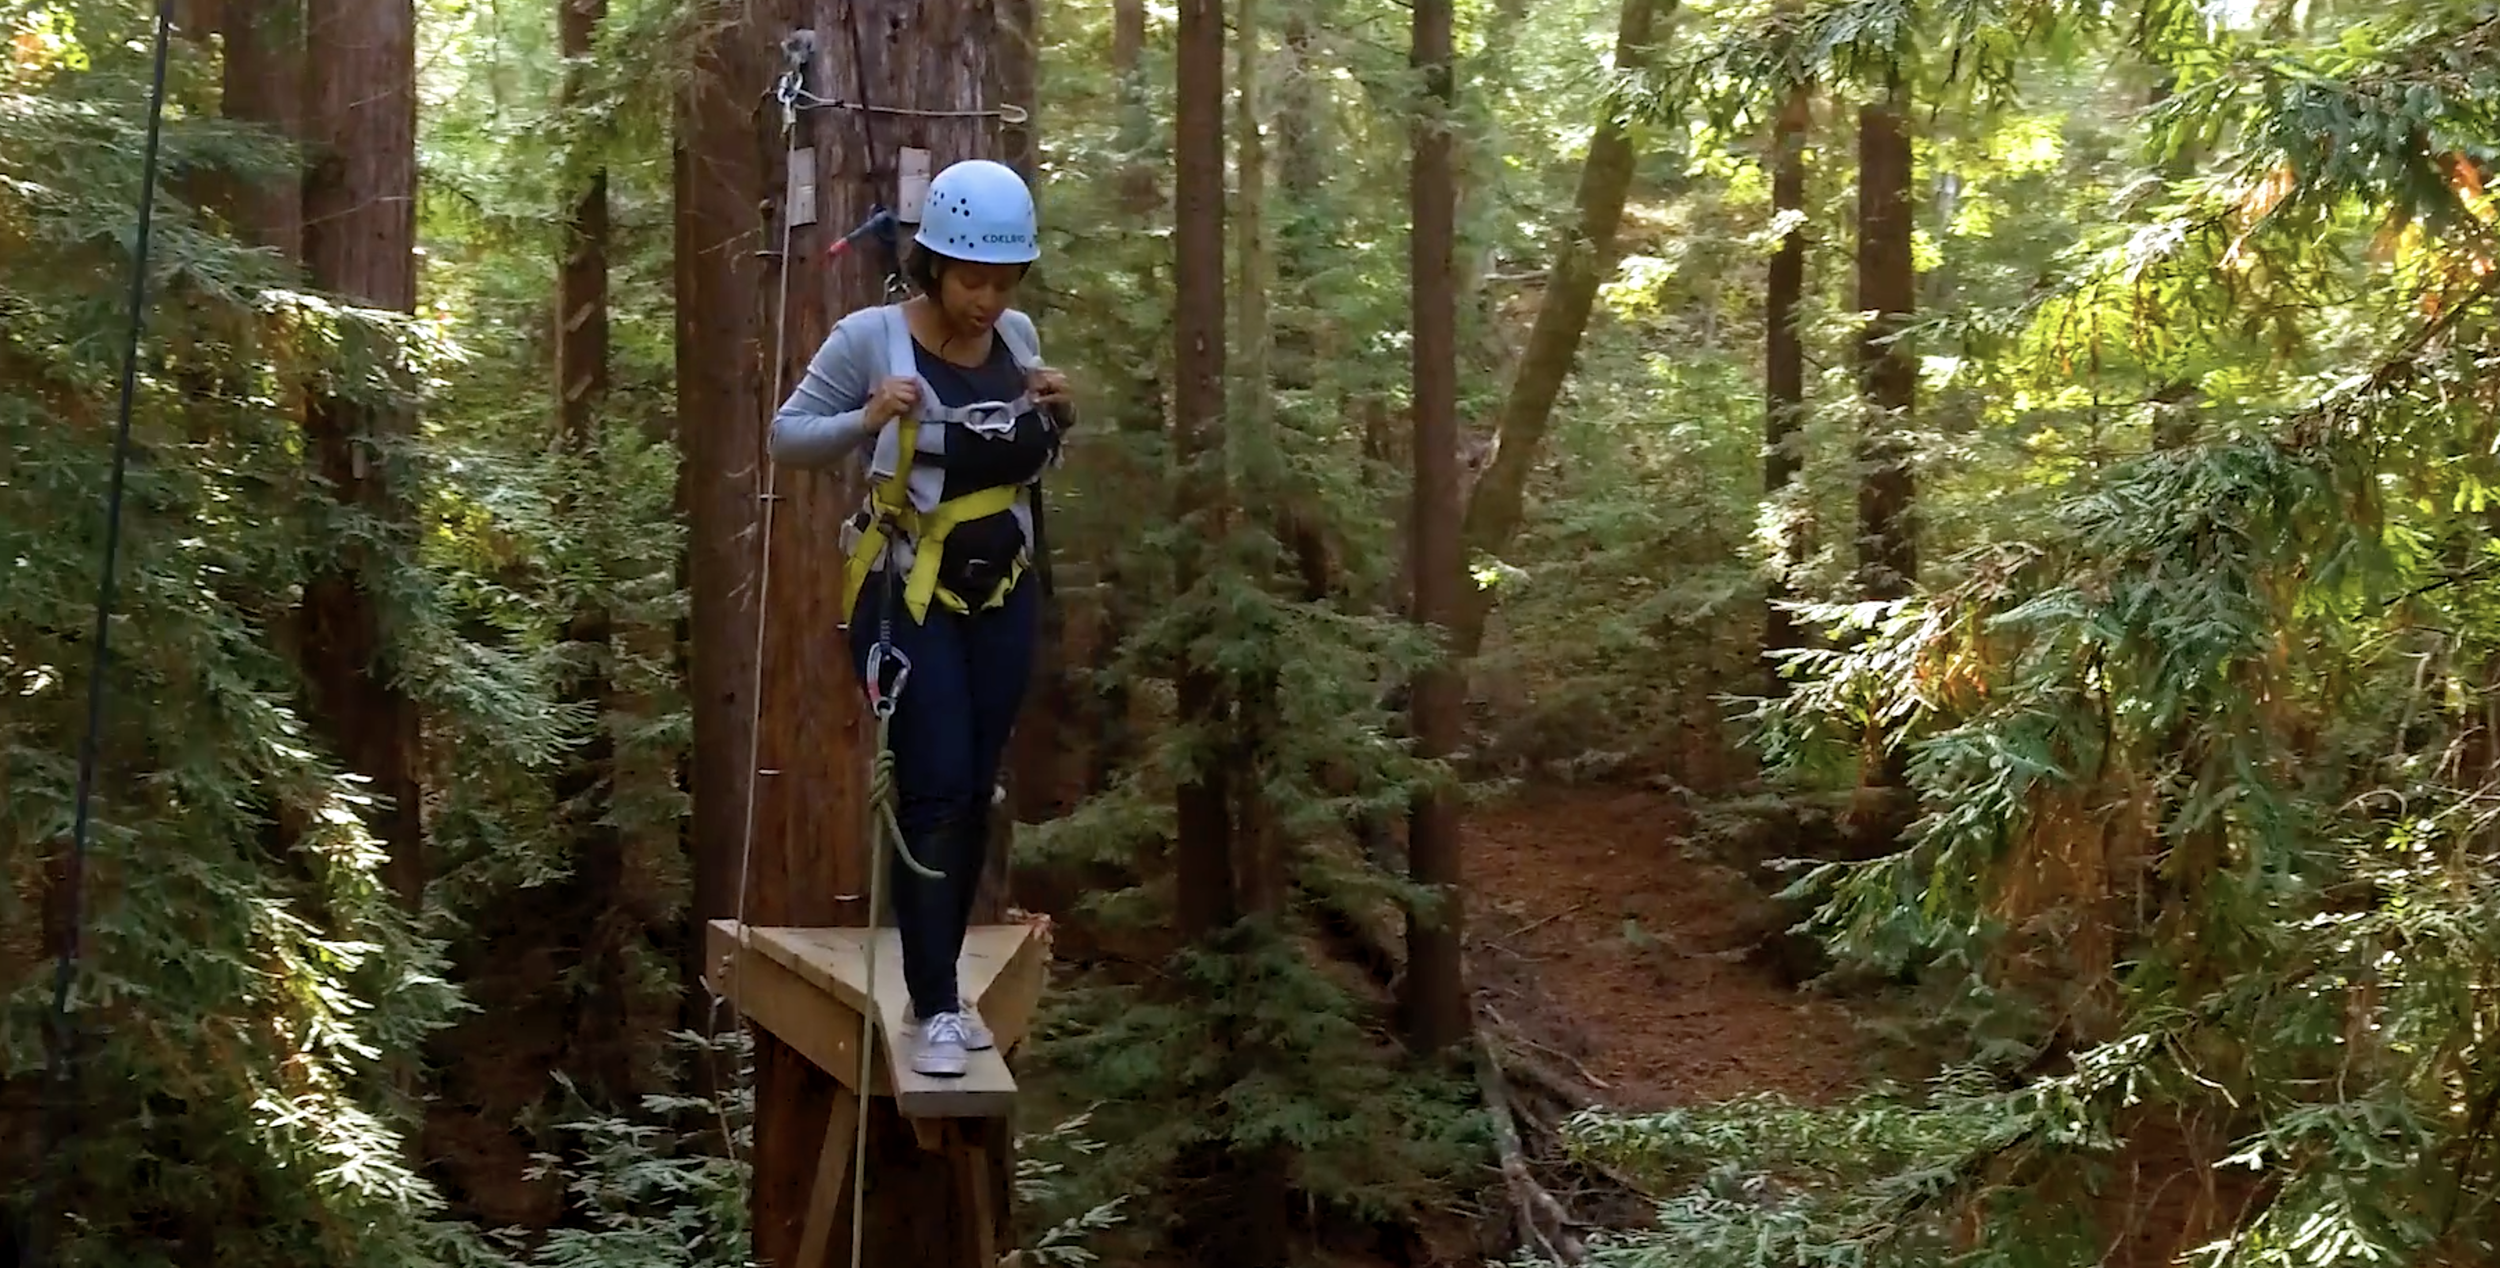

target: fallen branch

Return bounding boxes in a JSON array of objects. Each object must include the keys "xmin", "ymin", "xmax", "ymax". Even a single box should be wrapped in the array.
[
  {"xmin": 1475, "ymin": 1031, "xmax": 1588, "ymax": 1265},
  {"xmin": 1506, "ymin": 901, "xmax": 1588, "ymax": 943}
]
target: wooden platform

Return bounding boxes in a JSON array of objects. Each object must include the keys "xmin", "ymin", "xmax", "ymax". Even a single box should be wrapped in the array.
[{"xmin": 704, "ymin": 919, "xmax": 1050, "ymax": 1118}]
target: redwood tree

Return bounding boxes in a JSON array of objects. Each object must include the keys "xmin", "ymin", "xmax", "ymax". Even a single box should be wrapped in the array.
[
  {"xmin": 1402, "ymin": 0, "xmax": 1468, "ymax": 1057},
  {"xmin": 1172, "ymin": 0, "xmax": 1235, "ymax": 941},
  {"xmin": 301, "ymin": 0, "xmax": 423, "ymax": 906},
  {"xmin": 1855, "ymin": 76, "xmax": 1916, "ymax": 602},
  {"xmin": 552, "ymin": 0, "xmax": 632, "ymax": 1102},
  {"xmin": 1762, "ymin": 81, "xmax": 1810, "ymax": 697},
  {"xmin": 1853, "ymin": 73, "xmax": 1917, "ymax": 812}
]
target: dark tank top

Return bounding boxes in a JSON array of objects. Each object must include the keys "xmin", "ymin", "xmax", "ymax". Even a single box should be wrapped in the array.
[{"xmin": 912, "ymin": 333, "xmax": 1055, "ymax": 569}]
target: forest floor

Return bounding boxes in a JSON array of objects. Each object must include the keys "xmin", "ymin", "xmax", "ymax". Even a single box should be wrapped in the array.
[
  {"xmin": 1464, "ymin": 782, "xmax": 1867, "ymax": 1114},
  {"xmin": 1408, "ymin": 779, "xmax": 1881, "ymax": 1264},
  {"xmin": 1454, "ymin": 782, "xmax": 2244, "ymax": 1268}
]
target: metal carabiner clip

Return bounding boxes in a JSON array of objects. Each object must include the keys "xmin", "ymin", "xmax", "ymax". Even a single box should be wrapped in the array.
[{"xmin": 863, "ymin": 641, "xmax": 912, "ymax": 720}]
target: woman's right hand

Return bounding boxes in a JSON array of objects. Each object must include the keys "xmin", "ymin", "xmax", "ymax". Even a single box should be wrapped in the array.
[{"xmin": 865, "ymin": 375, "xmax": 921, "ymax": 430}]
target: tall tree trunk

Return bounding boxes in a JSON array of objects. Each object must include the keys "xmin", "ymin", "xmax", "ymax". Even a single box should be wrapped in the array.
[
  {"xmin": 1403, "ymin": 0, "xmax": 1469, "ymax": 1059},
  {"xmin": 301, "ymin": 0, "xmax": 422, "ymax": 907},
  {"xmin": 1852, "ymin": 75, "xmax": 1918, "ymax": 823},
  {"xmin": 1854, "ymin": 80, "xmax": 1916, "ymax": 602},
  {"xmin": 1089, "ymin": 0, "xmax": 1165, "ymax": 797},
  {"xmin": 997, "ymin": 0, "xmax": 1066, "ymax": 855},
  {"xmin": 675, "ymin": 0, "xmax": 765, "ymax": 1036},
  {"xmin": 1173, "ymin": 0, "xmax": 1236, "ymax": 943},
  {"xmin": 219, "ymin": 0, "xmax": 303, "ymax": 257},
  {"xmin": 1452, "ymin": 0, "xmax": 1667, "ymax": 660},
  {"xmin": 1762, "ymin": 82, "xmax": 1810, "ymax": 698},
  {"xmin": 1115, "ymin": 0, "xmax": 1155, "ymax": 218},
  {"xmin": 1230, "ymin": 0, "xmax": 1287, "ymax": 918},
  {"xmin": 551, "ymin": 0, "xmax": 632, "ymax": 1104}
]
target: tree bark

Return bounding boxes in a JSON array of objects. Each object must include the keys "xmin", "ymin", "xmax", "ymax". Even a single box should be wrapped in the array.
[
  {"xmin": 1851, "ymin": 76, "xmax": 1918, "ymax": 816},
  {"xmin": 676, "ymin": 0, "xmax": 765, "ymax": 1033},
  {"xmin": 1173, "ymin": 0, "xmax": 1236, "ymax": 942},
  {"xmin": 1088, "ymin": 0, "xmax": 1166, "ymax": 797},
  {"xmin": 1854, "ymin": 80, "xmax": 1916, "ymax": 602},
  {"xmin": 551, "ymin": 0, "xmax": 634, "ymax": 1104},
  {"xmin": 1762, "ymin": 82, "xmax": 1810, "ymax": 698},
  {"xmin": 722, "ymin": 4, "xmax": 1022, "ymax": 1263},
  {"xmin": 1228, "ymin": 0, "xmax": 1289, "ymax": 919},
  {"xmin": 996, "ymin": 0, "xmax": 1063, "ymax": 867},
  {"xmin": 1451, "ymin": 0, "xmax": 1667, "ymax": 660},
  {"xmin": 1403, "ymin": 0, "xmax": 1469, "ymax": 1059},
  {"xmin": 216, "ymin": 0, "xmax": 303, "ymax": 257},
  {"xmin": 301, "ymin": 0, "xmax": 423, "ymax": 907}
]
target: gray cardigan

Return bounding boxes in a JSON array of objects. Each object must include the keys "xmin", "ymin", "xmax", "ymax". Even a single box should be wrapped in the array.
[{"xmin": 769, "ymin": 303, "xmax": 1046, "ymax": 578}]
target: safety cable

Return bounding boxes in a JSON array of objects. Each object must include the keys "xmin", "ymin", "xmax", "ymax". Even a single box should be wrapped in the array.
[{"xmin": 24, "ymin": 3, "xmax": 177, "ymax": 1265}]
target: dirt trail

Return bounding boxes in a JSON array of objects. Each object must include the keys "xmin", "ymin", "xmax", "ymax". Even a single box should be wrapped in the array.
[{"xmin": 1463, "ymin": 784, "xmax": 1864, "ymax": 1111}]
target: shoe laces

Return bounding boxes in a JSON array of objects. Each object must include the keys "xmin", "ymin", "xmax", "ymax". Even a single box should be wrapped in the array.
[{"xmin": 923, "ymin": 1011, "xmax": 971, "ymax": 1047}]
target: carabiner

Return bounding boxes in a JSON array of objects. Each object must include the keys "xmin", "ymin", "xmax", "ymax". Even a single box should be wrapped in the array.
[{"xmin": 863, "ymin": 641, "xmax": 911, "ymax": 720}]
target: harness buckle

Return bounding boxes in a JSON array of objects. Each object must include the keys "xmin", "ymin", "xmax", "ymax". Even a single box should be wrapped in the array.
[{"xmin": 955, "ymin": 399, "xmax": 1021, "ymax": 439}]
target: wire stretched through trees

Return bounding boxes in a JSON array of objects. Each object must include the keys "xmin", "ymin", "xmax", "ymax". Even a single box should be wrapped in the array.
[{"xmin": 21, "ymin": 3, "xmax": 178, "ymax": 1266}]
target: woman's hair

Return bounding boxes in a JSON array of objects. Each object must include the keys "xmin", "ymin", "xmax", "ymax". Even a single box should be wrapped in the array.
[{"xmin": 906, "ymin": 242, "xmax": 1031, "ymax": 296}]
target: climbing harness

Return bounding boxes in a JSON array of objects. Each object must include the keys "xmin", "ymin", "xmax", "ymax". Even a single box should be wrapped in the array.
[
  {"xmin": 24, "ymin": 5, "xmax": 175, "ymax": 1266},
  {"xmin": 836, "ymin": 305, "xmax": 1053, "ymax": 626}
]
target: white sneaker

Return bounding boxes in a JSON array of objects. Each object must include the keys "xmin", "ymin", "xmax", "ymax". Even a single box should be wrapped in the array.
[
  {"xmin": 907, "ymin": 1004, "xmax": 995, "ymax": 1052},
  {"xmin": 958, "ymin": 1007, "xmax": 994, "ymax": 1052},
  {"xmin": 913, "ymin": 1012, "xmax": 973, "ymax": 1078}
]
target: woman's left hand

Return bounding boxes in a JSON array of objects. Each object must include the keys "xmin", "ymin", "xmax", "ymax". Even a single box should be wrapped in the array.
[{"xmin": 1028, "ymin": 366, "xmax": 1074, "ymax": 408}]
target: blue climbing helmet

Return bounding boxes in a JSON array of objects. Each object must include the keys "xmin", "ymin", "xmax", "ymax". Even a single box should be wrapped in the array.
[{"xmin": 914, "ymin": 159, "xmax": 1039, "ymax": 265}]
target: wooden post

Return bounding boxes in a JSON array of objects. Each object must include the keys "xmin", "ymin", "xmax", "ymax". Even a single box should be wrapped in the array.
[{"xmin": 725, "ymin": 2, "xmax": 1025, "ymax": 1264}]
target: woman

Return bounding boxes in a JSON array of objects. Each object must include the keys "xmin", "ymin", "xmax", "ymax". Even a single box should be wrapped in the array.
[{"xmin": 768, "ymin": 158, "xmax": 1071, "ymax": 1078}]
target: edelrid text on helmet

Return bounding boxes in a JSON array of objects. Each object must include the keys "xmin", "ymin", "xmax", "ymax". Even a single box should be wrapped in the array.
[{"xmin": 914, "ymin": 159, "xmax": 1040, "ymax": 265}]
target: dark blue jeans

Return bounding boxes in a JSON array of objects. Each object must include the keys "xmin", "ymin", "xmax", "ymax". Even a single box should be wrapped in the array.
[{"xmin": 848, "ymin": 567, "xmax": 1039, "ymax": 1019}]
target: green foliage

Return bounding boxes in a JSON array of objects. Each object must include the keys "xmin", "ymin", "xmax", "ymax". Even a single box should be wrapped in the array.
[
  {"xmin": 2, "ymin": 12, "xmax": 478, "ymax": 1264},
  {"xmin": 1026, "ymin": 922, "xmax": 1487, "ymax": 1252},
  {"xmin": 503, "ymin": 1035, "xmax": 753, "ymax": 1268},
  {"xmin": 1562, "ymin": 0, "xmax": 2500, "ymax": 1261}
]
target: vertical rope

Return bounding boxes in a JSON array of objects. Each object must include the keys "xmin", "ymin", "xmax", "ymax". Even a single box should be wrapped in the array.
[{"xmin": 26, "ymin": 5, "xmax": 176, "ymax": 1264}]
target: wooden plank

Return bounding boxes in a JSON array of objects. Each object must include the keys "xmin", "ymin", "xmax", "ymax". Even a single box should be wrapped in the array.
[
  {"xmin": 704, "ymin": 921, "xmax": 885, "ymax": 1097},
  {"xmin": 756, "ymin": 924, "xmax": 1037, "ymax": 1026},
  {"xmin": 795, "ymin": 1087, "xmax": 862, "ymax": 1268},
  {"xmin": 713, "ymin": 921, "xmax": 1052, "ymax": 1116},
  {"xmin": 973, "ymin": 922, "xmax": 1051, "ymax": 1056},
  {"xmin": 870, "ymin": 935, "xmax": 1021, "ymax": 1119}
]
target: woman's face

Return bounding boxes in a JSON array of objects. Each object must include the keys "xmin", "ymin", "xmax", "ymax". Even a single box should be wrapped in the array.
[{"xmin": 936, "ymin": 259, "xmax": 1025, "ymax": 335}]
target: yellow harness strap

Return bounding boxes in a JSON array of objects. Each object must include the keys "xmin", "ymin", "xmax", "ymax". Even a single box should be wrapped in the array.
[{"xmin": 839, "ymin": 415, "xmax": 1030, "ymax": 624}]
